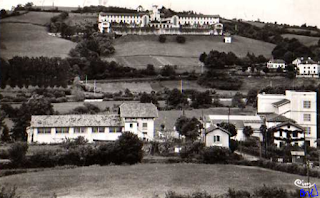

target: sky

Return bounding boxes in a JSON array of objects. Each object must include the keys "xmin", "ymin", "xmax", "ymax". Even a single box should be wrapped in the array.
[{"xmin": 1, "ymin": 0, "xmax": 320, "ymax": 28}]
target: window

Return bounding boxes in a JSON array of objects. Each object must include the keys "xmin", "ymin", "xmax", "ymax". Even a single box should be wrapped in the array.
[
  {"xmin": 109, "ymin": 127, "xmax": 122, "ymax": 133},
  {"xmin": 303, "ymin": 114, "xmax": 311, "ymax": 122},
  {"xmin": 92, "ymin": 127, "xmax": 105, "ymax": 133},
  {"xmin": 303, "ymin": 101, "xmax": 311, "ymax": 109},
  {"xmin": 142, "ymin": 123, "xmax": 148, "ymax": 130},
  {"xmin": 56, "ymin": 127, "xmax": 69, "ymax": 134},
  {"xmin": 279, "ymin": 131, "xmax": 282, "ymax": 137},
  {"xmin": 213, "ymin": 135, "xmax": 220, "ymax": 143},
  {"xmin": 38, "ymin": 128, "xmax": 51, "ymax": 134},
  {"xmin": 74, "ymin": 127, "xmax": 86, "ymax": 133},
  {"xmin": 305, "ymin": 127, "xmax": 311, "ymax": 135},
  {"xmin": 279, "ymin": 142, "xmax": 284, "ymax": 148},
  {"xmin": 130, "ymin": 123, "xmax": 133, "ymax": 128},
  {"xmin": 292, "ymin": 132, "xmax": 298, "ymax": 138}
]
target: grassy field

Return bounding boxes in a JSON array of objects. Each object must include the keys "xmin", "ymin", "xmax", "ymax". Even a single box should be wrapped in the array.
[
  {"xmin": 0, "ymin": 11, "xmax": 61, "ymax": 26},
  {"xmin": 0, "ymin": 21, "xmax": 76, "ymax": 59},
  {"xmin": 0, "ymin": 163, "xmax": 315, "ymax": 198},
  {"xmin": 65, "ymin": 13, "xmax": 98, "ymax": 27},
  {"xmin": 110, "ymin": 35, "xmax": 275, "ymax": 70},
  {"xmin": 282, "ymin": 34, "xmax": 320, "ymax": 46}
]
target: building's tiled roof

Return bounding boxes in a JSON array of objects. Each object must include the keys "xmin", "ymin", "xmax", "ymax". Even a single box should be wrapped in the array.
[
  {"xmin": 120, "ymin": 103, "xmax": 158, "ymax": 118},
  {"xmin": 272, "ymin": 99, "xmax": 290, "ymax": 107},
  {"xmin": 269, "ymin": 122, "xmax": 304, "ymax": 131},
  {"xmin": 263, "ymin": 113, "xmax": 295, "ymax": 123},
  {"xmin": 31, "ymin": 114, "xmax": 123, "ymax": 128},
  {"xmin": 206, "ymin": 125, "xmax": 231, "ymax": 135},
  {"xmin": 211, "ymin": 120, "xmax": 244, "ymax": 129},
  {"xmin": 177, "ymin": 13, "xmax": 219, "ymax": 18},
  {"xmin": 269, "ymin": 59, "xmax": 285, "ymax": 64},
  {"xmin": 100, "ymin": 12, "xmax": 147, "ymax": 16}
]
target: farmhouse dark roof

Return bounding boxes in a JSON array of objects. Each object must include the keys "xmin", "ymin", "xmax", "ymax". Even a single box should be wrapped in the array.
[
  {"xmin": 119, "ymin": 103, "xmax": 158, "ymax": 118},
  {"xmin": 265, "ymin": 113, "xmax": 295, "ymax": 123},
  {"xmin": 269, "ymin": 122, "xmax": 304, "ymax": 131},
  {"xmin": 31, "ymin": 114, "xmax": 123, "ymax": 127},
  {"xmin": 272, "ymin": 99, "xmax": 290, "ymax": 107}
]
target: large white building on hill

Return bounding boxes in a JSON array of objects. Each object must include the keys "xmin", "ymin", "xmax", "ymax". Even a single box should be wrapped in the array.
[
  {"xmin": 98, "ymin": 5, "xmax": 223, "ymax": 35},
  {"xmin": 258, "ymin": 90, "xmax": 317, "ymax": 147},
  {"xmin": 27, "ymin": 103, "xmax": 158, "ymax": 144},
  {"xmin": 293, "ymin": 57, "xmax": 320, "ymax": 78}
]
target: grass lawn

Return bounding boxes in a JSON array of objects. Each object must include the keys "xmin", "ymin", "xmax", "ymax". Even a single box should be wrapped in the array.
[
  {"xmin": 0, "ymin": 23, "xmax": 76, "ymax": 59},
  {"xmin": 0, "ymin": 163, "xmax": 316, "ymax": 198},
  {"xmin": 282, "ymin": 34, "xmax": 320, "ymax": 46},
  {"xmin": 0, "ymin": 12, "xmax": 60, "ymax": 26}
]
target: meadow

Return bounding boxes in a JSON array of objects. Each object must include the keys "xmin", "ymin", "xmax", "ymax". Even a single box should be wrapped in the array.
[
  {"xmin": 0, "ymin": 163, "xmax": 315, "ymax": 198},
  {"xmin": 282, "ymin": 34, "xmax": 320, "ymax": 46}
]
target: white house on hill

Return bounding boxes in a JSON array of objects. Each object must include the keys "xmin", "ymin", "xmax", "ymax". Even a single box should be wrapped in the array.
[
  {"xmin": 257, "ymin": 90, "xmax": 317, "ymax": 147},
  {"xmin": 293, "ymin": 57, "xmax": 320, "ymax": 78},
  {"xmin": 267, "ymin": 59, "xmax": 286, "ymax": 69},
  {"xmin": 27, "ymin": 103, "xmax": 158, "ymax": 144}
]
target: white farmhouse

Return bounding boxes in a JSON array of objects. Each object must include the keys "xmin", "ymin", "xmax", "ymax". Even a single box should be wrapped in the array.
[
  {"xmin": 27, "ymin": 103, "xmax": 158, "ymax": 144},
  {"xmin": 203, "ymin": 125, "xmax": 230, "ymax": 148},
  {"xmin": 294, "ymin": 57, "xmax": 320, "ymax": 78},
  {"xmin": 257, "ymin": 90, "xmax": 317, "ymax": 147},
  {"xmin": 205, "ymin": 115, "xmax": 263, "ymax": 141},
  {"xmin": 267, "ymin": 59, "xmax": 286, "ymax": 69}
]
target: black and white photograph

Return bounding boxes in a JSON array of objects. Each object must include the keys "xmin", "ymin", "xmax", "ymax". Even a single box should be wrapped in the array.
[{"xmin": 0, "ymin": 0, "xmax": 320, "ymax": 197}]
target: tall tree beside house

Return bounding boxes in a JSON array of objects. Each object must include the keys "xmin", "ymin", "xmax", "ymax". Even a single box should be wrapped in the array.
[
  {"xmin": 140, "ymin": 92, "xmax": 158, "ymax": 105},
  {"xmin": 114, "ymin": 132, "xmax": 143, "ymax": 164},
  {"xmin": 232, "ymin": 92, "xmax": 245, "ymax": 109},
  {"xmin": 72, "ymin": 76, "xmax": 85, "ymax": 102},
  {"xmin": 175, "ymin": 116, "xmax": 202, "ymax": 141},
  {"xmin": 191, "ymin": 91, "xmax": 212, "ymax": 108},
  {"xmin": 218, "ymin": 122, "xmax": 237, "ymax": 137},
  {"xmin": 243, "ymin": 126, "xmax": 254, "ymax": 138},
  {"xmin": 166, "ymin": 88, "xmax": 188, "ymax": 107},
  {"xmin": 11, "ymin": 98, "xmax": 54, "ymax": 141},
  {"xmin": 246, "ymin": 89, "xmax": 258, "ymax": 107}
]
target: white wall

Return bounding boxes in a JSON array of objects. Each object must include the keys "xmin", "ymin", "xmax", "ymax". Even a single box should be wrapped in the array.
[
  {"xmin": 205, "ymin": 129, "xmax": 229, "ymax": 148},
  {"xmin": 257, "ymin": 94, "xmax": 286, "ymax": 113}
]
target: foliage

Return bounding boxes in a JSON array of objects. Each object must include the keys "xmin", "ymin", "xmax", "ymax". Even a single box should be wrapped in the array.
[
  {"xmin": 229, "ymin": 139, "xmax": 238, "ymax": 153},
  {"xmin": 243, "ymin": 126, "xmax": 254, "ymax": 138},
  {"xmin": 1, "ymin": 125, "xmax": 11, "ymax": 142},
  {"xmin": 61, "ymin": 136, "xmax": 89, "ymax": 149},
  {"xmin": 231, "ymin": 92, "xmax": 245, "ymax": 109},
  {"xmin": 72, "ymin": 76, "xmax": 85, "ymax": 101},
  {"xmin": 201, "ymin": 146, "xmax": 231, "ymax": 164},
  {"xmin": 246, "ymin": 88, "xmax": 258, "ymax": 107},
  {"xmin": 69, "ymin": 103, "xmax": 101, "ymax": 114},
  {"xmin": 160, "ymin": 65, "xmax": 176, "ymax": 77},
  {"xmin": 165, "ymin": 191, "xmax": 211, "ymax": 198},
  {"xmin": 262, "ymin": 67, "xmax": 269, "ymax": 73},
  {"xmin": 0, "ymin": 185, "xmax": 20, "ymax": 198},
  {"xmin": 180, "ymin": 141, "xmax": 205, "ymax": 160},
  {"xmin": 218, "ymin": 122, "xmax": 237, "ymax": 137},
  {"xmin": 176, "ymin": 35, "xmax": 186, "ymax": 43},
  {"xmin": 199, "ymin": 52, "xmax": 207, "ymax": 63},
  {"xmin": 159, "ymin": 35, "xmax": 166, "ymax": 43},
  {"xmin": 191, "ymin": 91, "xmax": 212, "ymax": 108},
  {"xmin": 11, "ymin": 98, "xmax": 54, "ymax": 141},
  {"xmin": 140, "ymin": 92, "xmax": 159, "ymax": 105},
  {"xmin": 166, "ymin": 88, "xmax": 188, "ymax": 107},
  {"xmin": 8, "ymin": 142, "xmax": 28, "ymax": 167},
  {"xmin": 175, "ymin": 116, "xmax": 202, "ymax": 141},
  {"xmin": 114, "ymin": 132, "xmax": 143, "ymax": 164},
  {"xmin": 204, "ymin": 50, "xmax": 239, "ymax": 69}
]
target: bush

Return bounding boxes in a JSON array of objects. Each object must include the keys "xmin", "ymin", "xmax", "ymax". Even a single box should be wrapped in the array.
[
  {"xmin": 97, "ymin": 143, "xmax": 117, "ymax": 165},
  {"xmin": 61, "ymin": 136, "xmax": 88, "ymax": 149},
  {"xmin": 159, "ymin": 35, "xmax": 166, "ymax": 43},
  {"xmin": 29, "ymin": 150, "xmax": 57, "ymax": 168},
  {"xmin": 180, "ymin": 142, "xmax": 205, "ymax": 160},
  {"xmin": 0, "ymin": 185, "xmax": 20, "ymax": 198},
  {"xmin": 201, "ymin": 146, "xmax": 230, "ymax": 164},
  {"xmin": 114, "ymin": 132, "xmax": 143, "ymax": 164},
  {"xmin": 8, "ymin": 142, "xmax": 28, "ymax": 167},
  {"xmin": 176, "ymin": 35, "xmax": 186, "ymax": 43}
]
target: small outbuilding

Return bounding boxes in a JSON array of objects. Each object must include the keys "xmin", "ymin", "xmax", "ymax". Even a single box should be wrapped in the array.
[{"xmin": 203, "ymin": 125, "xmax": 230, "ymax": 148}]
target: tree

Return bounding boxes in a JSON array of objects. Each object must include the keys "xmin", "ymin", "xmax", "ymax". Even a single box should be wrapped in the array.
[
  {"xmin": 191, "ymin": 91, "xmax": 212, "ymax": 108},
  {"xmin": 243, "ymin": 126, "xmax": 254, "ymax": 138},
  {"xmin": 144, "ymin": 64, "xmax": 156, "ymax": 75},
  {"xmin": 218, "ymin": 122, "xmax": 237, "ymax": 137},
  {"xmin": 276, "ymin": 67, "xmax": 283, "ymax": 73},
  {"xmin": 0, "ymin": 9, "xmax": 7, "ymax": 19},
  {"xmin": 160, "ymin": 65, "xmax": 176, "ymax": 77},
  {"xmin": 262, "ymin": 67, "xmax": 269, "ymax": 73},
  {"xmin": 72, "ymin": 76, "xmax": 85, "ymax": 101},
  {"xmin": 114, "ymin": 132, "xmax": 143, "ymax": 164},
  {"xmin": 8, "ymin": 142, "xmax": 28, "ymax": 167},
  {"xmin": 140, "ymin": 92, "xmax": 158, "ymax": 105},
  {"xmin": 199, "ymin": 52, "xmax": 207, "ymax": 63},
  {"xmin": 175, "ymin": 116, "xmax": 202, "ymax": 141},
  {"xmin": 318, "ymin": 39, "xmax": 320, "ymax": 47},
  {"xmin": 246, "ymin": 89, "xmax": 258, "ymax": 107},
  {"xmin": 176, "ymin": 35, "xmax": 186, "ymax": 43},
  {"xmin": 158, "ymin": 35, "xmax": 166, "ymax": 43},
  {"xmin": 166, "ymin": 88, "xmax": 188, "ymax": 107},
  {"xmin": 1, "ymin": 125, "xmax": 11, "ymax": 142},
  {"xmin": 232, "ymin": 92, "xmax": 245, "ymax": 109}
]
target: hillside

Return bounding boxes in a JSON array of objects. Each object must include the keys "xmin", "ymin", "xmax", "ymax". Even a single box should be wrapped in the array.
[
  {"xmin": 0, "ymin": 163, "xmax": 314, "ymax": 198},
  {"xmin": 282, "ymin": 34, "xmax": 320, "ymax": 46},
  {"xmin": 0, "ymin": 12, "xmax": 76, "ymax": 59},
  {"xmin": 109, "ymin": 35, "xmax": 275, "ymax": 69}
]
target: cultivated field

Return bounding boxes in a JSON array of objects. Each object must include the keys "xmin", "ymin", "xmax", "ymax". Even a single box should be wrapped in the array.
[
  {"xmin": 110, "ymin": 35, "xmax": 275, "ymax": 70},
  {"xmin": 0, "ymin": 163, "xmax": 315, "ymax": 198},
  {"xmin": 281, "ymin": 34, "xmax": 320, "ymax": 46},
  {"xmin": 64, "ymin": 13, "xmax": 98, "ymax": 27},
  {"xmin": 0, "ymin": 12, "xmax": 76, "ymax": 59}
]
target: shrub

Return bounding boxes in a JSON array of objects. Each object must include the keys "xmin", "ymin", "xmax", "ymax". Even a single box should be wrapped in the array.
[
  {"xmin": 176, "ymin": 35, "xmax": 186, "ymax": 43},
  {"xmin": 159, "ymin": 35, "xmax": 166, "ymax": 43},
  {"xmin": 8, "ymin": 142, "xmax": 28, "ymax": 167},
  {"xmin": 180, "ymin": 142, "xmax": 205, "ymax": 160},
  {"xmin": 60, "ymin": 136, "xmax": 88, "ymax": 149},
  {"xmin": 0, "ymin": 185, "xmax": 20, "ymax": 198},
  {"xmin": 201, "ymin": 146, "xmax": 230, "ymax": 164},
  {"xmin": 29, "ymin": 150, "xmax": 57, "ymax": 168},
  {"xmin": 114, "ymin": 132, "xmax": 143, "ymax": 164},
  {"xmin": 229, "ymin": 139, "xmax": 238, "ymax": 153},
  {"xmin": 227, "ymin": 188, "xmax": 251, "ymax": 198},
  {"xmin": 97, "ymin": 143, "xmax": 117, "ymax": 165}
]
